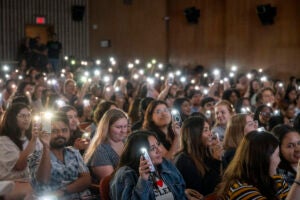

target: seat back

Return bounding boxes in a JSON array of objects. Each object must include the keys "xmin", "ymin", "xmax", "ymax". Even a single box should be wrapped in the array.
[{"xmin": 99, "ymin": 175, "xmax": 112, "ymax": 200}]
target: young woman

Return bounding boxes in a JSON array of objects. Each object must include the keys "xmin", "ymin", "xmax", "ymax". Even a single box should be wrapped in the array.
[
  {"xmin": 173, "ymin": 97, "xmax": 192, "ymax": 122},
  {"xmin": 0, "ymin": 103, "xmax": 40, "ymax": 199},
  {"xmin": 84, "ymin": 109, "xmax": 128, "ymax": 183},
  {"xmin": 217, "ymin": 131, "xmax": 295, "ymax": 199},
  {"xmin": 143, "ymin": 100, "xmax": 180, "ymax": 160},
  {"xmin": 222, "ymin": 113, "xmax": 258, "ymax": 168},
  {"xmin": 174, "ymin": 116, "xmax": 223, "ymax": 196},
  {"xmin": 273, "ymin": 125, "xmax": 300, "ymax": 186},
  {"xmin": 110, "ymin": 130, "xmax": 187, "ymax": 199},
  {"xmin": 254, "ymin": 104, "xmax": 273, "ymax": 131},
  {"xmin": 212, "ymin": 100, "xmax": 235, "ymax": 140}
]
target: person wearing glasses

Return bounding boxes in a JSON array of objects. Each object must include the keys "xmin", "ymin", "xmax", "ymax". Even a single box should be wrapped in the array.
[
  {"xmin": 222, "ymin": 113, "xmax": 258, "ymax": 168},
  {"xmin": 142, "ymin": 100, "xmax": 181, "ymax": 160},
  {"xmin": 0, "ymin": 103, "xmax": 41, "ymax": 199},
  {"xmin": 254, "ymin": 104, "xmax": 273, "ymax": 131},
  {"xmin": 84, "ymin": 109, "xmax": 128, "ymax": 184}
]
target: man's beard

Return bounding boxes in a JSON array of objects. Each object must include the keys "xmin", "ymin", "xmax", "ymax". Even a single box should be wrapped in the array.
[{"xmin": 50, "ymin": 137, "xmax": 67, "ymax": 149}]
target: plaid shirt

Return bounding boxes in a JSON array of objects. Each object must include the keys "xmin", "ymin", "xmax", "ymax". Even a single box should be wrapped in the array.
[{"xmin": 28, "ymin": 146, "xmax": 91, "ymax": 199}]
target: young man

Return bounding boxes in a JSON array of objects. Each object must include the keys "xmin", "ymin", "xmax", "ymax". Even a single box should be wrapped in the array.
[{"xmin": 28, "ymin": 112, "xmax": 91, "ymax": 199}]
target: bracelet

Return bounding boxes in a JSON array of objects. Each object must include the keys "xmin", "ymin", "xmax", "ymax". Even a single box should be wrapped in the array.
[{"xmin": 294, "ymin": 180, "xmax": 300, "ymax": 185}]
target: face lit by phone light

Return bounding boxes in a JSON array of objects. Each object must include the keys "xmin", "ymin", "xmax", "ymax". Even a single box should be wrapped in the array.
[
  {"xmin": 147, "ymin": 135, "xmax": 163, "ymax": 165},
  {"xmin": 152, "ymin": 104, "xmax": 171, "ymax": 127},
  {"xmin": 66, "ymin": 109, "xmax": 79, "ymax": 131},
  {"xmin": 50, "ymin": 120, "xmax": 70, "ymax": 149}
]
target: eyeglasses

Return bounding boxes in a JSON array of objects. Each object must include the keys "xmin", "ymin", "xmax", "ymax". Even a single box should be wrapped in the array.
[
  {"xmin": 17, "ymin": 113, "xmax": 31, "ymax": 120},
  {"xmin": 153, "ymin": 108, "xmax": 170, "ymax": 115},
  {"xmin": 260, "ymin": 112, "xmax": 273, "ymax": 117}
]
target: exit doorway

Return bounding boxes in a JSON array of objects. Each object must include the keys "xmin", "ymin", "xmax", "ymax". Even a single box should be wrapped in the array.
[{"xmin": 25, "ymin": 24, "xmax": 54, "ymax": 45}]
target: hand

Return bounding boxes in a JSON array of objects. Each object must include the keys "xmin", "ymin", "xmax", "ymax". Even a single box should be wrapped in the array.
[
  {"xmin": 185, "ymin": 189, "xmax": 204, "ymax": 200},
  {"xmin": 139, "ymin": 156, "xmax": 151, "ymax": 181},
  {"xmin": 295, "ymin": 159, "xmax": 300, "ymax": 181},
  {"xmin": 172, "ymin": 122, "xmax": 181, "ymax": 138},
  {"xmin": 210, "ymin": 142, "xmax": 224, "ymax": 161},
  {"xmin": 39, "ymin": 131, "xmax": 51, "ymax": 148}
]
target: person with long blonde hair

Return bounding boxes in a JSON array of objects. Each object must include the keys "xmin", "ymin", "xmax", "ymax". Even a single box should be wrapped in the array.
[
  {"xmin": 222, "ymin": 113, "xmax": 258, "ymax": 168},
  {"xmin": 84, "ymin": 108, "xmax": 128, "ymax": 183}
]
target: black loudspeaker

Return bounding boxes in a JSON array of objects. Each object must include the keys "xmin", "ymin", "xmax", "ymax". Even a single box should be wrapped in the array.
[
  {"xmin": 256, "ymin": 4, "xmax": 277, "ymax": 25},
  {"xmin": 184, "ymin": 7, "xmax": 200, "ymax": 24},
  {"xmin": 72, "ymin": 5, "xmax": 85, "ymax": 21}
]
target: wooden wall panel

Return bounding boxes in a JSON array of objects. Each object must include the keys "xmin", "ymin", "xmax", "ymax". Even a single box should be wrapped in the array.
[{"xmin": 89, "ymin": 0, "xmax": 167, "ymax": 63}]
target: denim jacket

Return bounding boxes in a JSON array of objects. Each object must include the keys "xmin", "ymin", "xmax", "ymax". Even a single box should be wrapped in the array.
[{"xmin": 110, "ymin": 159, "xmax": 187, "ymax": 200}]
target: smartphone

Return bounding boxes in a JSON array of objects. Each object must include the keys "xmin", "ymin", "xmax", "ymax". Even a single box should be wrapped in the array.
[
  {"xmin": 32, "ymin": 115, "xmax": 42, "ymax": 130},
  {"xmin": 140, "ymin": 148, "xmax": 156, "ymax": 173},
  {"xmin": 167, "ymin": 76, "xmax": 174, "ymax": 86},
  {"xmin": 41, "ymin": 112, "xmax": 52, "ymax": 134},
  {"xmin": 171, "ymin": 109, "xmax": 182, "ymax": 126}
]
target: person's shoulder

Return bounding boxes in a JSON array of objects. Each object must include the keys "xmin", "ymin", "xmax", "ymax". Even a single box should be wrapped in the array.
[
  {"xmin": 113, "ymin": 166, "xmax": 137, "ymax": 181},
  {"xmin": 174, "ymin": 152, "xmax": 192, "ymax": 164}
]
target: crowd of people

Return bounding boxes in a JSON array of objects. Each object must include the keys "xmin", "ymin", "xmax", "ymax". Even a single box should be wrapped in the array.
[{"xmin": 0, "ymin": 54, "xmax": 300, "ymax": 200}]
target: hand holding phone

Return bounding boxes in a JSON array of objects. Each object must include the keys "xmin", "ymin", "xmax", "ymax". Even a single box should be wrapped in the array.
[
  {"xmin": 140, "ymin": 148, "xmax": 156, "ymax": 173},
  {"xmin": 171, "ymin": 109, "xmax": 182, "ymax": 127}
]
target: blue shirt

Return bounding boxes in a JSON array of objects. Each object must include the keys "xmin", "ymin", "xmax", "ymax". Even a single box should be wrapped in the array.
[{"xmin": 28, "ymin": 147, "xmax": 91, "ymax": 199}]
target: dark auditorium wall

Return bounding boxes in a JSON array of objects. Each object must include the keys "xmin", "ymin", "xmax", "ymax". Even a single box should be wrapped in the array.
[
  {"xmin": 90, "ymin": 0, "xmax": 300, "ymax": 78},
  {"xmin": 0, "ymin": 0, "xmax": 89, "ymax": 61},
  {"xmin": 89, "ymin": 0, "xmax": 168, "ymax": 64}
]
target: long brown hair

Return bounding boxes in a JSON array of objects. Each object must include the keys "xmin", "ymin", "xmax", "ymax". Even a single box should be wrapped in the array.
[
  {"xmin": 217, "ymin": 131, "xmax": 279, "ymax": 199},
  {"xmin": 178, "ymin": 116, "xmax": 210, "ymax": 176}
]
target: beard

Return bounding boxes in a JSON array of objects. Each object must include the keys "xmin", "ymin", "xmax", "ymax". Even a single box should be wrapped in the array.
[{"xmin": 50, "ymin": 137, "xmax": 67, "ymax": 149}]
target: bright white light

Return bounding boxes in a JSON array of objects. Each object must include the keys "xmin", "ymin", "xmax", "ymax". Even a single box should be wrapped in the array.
[
  {"xmin": 258, "ymin": 68, "xmax": 263, "ymax": 73},
  {"xmin": 83, "ymin": 99, "xmax": 90, "ymax": 107},
  {"xmin": 128, "ymin": 63, "xmax": 134, "ymax": 69},
  {"xmin": 151, "ymin": 59, "xmax": 157, "ymax": 64},
  {"xmin": 64, "ymin": 56, "xmax": 69, "ymax": 61},
  {"xmin": 108, "ymin": 68, "xmax": 113, "ymax": 73},
  {"xmin": 56, "ymin": 99, "xmax": 65, "ymax": 108},
  {"xmin": 158, "ymin": 63, "xmax": 163, "ymax": 69},
  {"xmin": 84, "ymin": 71, "xmax": 90, "ymax": 77},
  {"xmin": 106, "ymin": 87, "xmax": 111, "ymax": 92},
  {"xmin": 224, "ymin": 77, "xmax": 229, "ymax": 82},
  {"xmin": 175, "ymin": 70, "xmax": 181, "ymax": 76},
  {"xmin": 18, "ymin": 75, "xmax": 23, "ymax": 80},
  {"xmin": 139, "ymin": 69, "xmax": 144, "ymax": 75},
  {"xmin": 134, "ymin": 59, "xmax": 140, "ymax": 65},
  {"xmin": 147, "ymin": 77, "xmax": 155, "ymax": 85},
  {"xmin": 61, "ymin": 69, "xmax": 66, "ymax": 73},
  {"xmin": 203, "ymin": 73, "xmax": 208, "ymax": 78},
  {"xmin": 94, "ymin": 70, "xmax": 100, "ymax": 76},
  {"xmin": 114, "ymin": 87, "xmax": 120, "ymax": 92},
  {"xmin": 260, "ymin": 76, "xmax": 267, "ymax": 82},
  {"xmin": 191, "ymin": 79, "xmax": 195, "ymax": 84},
  {"xmin": 109, "ymin": 57, "xmax": 115, "ymax": 62},
  {"xmin": 278, "ymin": 83, "xmax": 283, "ymax": 88},
  {"xmin": 95, "ymin": 60, "xmax": 101, "ymax": 65},
  {"xmin": 133, "ymin": 73, "xmax": 139, "ymax": 80},
  {"xmin": 229, "ymin": 72, "xmax": 235, "ymax": 78},
  {"xmin": 220, "ymin": 80, "xmax": 224, "ymax": 84},
  {"xmin": 103, "ymin": 76, "xmax": 110, "ymax": 83},
  {"xmin": 246, "ymin": 73, "xmax": 252, "ymax": 79},
  {"xmin": 155, "ymin": 73, "xmax": 160, "ymax": 78},
  {"xmin": 231, "ymin": 65, "xmax": 237, "ymax": 72},
  {"xmin": 51, "ymin": 79, "xmax": 57, "ymax": 85},
  {"xmin": 71, "ymin": 60, "xmax": 76, "ymax": 65},
  {"xmin": 3, "ymin": 65, "xmax": 9, "ymax": 71},
  {"xmin": 5, "ymin": 74, "xmax": 10, "ymax": 79},
  {"xmin": 213, "ymin": 69, "xmax": 220, "ymax": 76},
  {"xmin": 180, "ymin": 76, "xmax": 186, "ymax": 83},
  {"xmin": 160, "ymin": 76, "xmax": 165, "ymax": 81},
  {"xmin": 147, "ymin": 63, "xmax": 152, "ymax": 69},
  {"xmin": 195, "ymin": 86, "xmax": 200, "ymax": 90},
  {"xmin": 203, "ymin": 89, "xmax": 208, "ymax": 95}
]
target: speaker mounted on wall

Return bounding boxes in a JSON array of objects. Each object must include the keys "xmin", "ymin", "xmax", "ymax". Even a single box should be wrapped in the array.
[
  {"xmin": 72, "ymin": 5, "xmax": 85, "ymax": 21},
  {"xmin": 256, "ymin": 4, "xmax": 277, "ymax": 25},
  {"xmin": 184, "ymin": 7, "xmax": 200, "ymax": 24}
]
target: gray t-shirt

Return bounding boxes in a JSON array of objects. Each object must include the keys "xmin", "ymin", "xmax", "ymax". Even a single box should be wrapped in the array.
[{"xmin": 89, "ymin": 143, "xmax": 119, "ymax": 168}]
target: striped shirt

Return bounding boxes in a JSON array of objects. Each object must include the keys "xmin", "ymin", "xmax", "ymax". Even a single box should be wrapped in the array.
[{"xmin": 223, "ymin": 175, "xmax": 289, "ymax": 200}]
